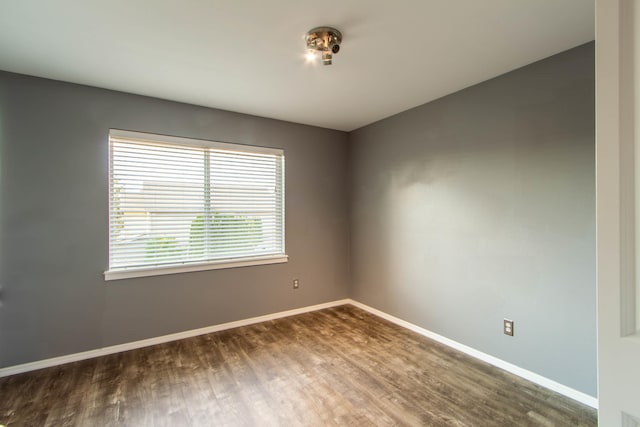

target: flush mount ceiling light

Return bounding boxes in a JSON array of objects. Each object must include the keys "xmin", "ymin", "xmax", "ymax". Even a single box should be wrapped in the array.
[{"xmin": 305, "ymin": 26, "xmax": 342, "ymax": 65}]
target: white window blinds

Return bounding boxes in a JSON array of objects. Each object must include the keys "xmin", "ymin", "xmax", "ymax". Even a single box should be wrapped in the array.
[{"xmin": 106, "ymin": 130, "xmax": 285, "ymax": 279}]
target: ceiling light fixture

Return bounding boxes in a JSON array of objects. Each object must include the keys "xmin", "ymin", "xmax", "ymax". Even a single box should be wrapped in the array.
[{"xmin": 305, "ymin": 26, "xmax": 342, "ymax": 66}]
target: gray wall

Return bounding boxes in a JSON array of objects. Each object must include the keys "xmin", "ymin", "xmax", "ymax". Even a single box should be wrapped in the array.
[
  {"xmin": 0, "ymin": 43, "xmax": 597, "ymax": 398},
  {"xmin": 0, "ymin": 72, "xmax": 350, "ymax": 367},
  {"xmin": 349, "ymin": 43, "xmax": 596, "ymax": 396}
]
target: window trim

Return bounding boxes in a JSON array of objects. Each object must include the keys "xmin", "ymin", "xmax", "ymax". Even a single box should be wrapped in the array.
[
  {"xmin": 104, "ymin": 129, "xmax": 287, "ymax": 281},
  {"xmin": 104, "ymin": 254, "xmax": 289, "ymax": 281}
]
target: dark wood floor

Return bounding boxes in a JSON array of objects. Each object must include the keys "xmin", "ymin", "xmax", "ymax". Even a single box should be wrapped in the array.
[{"xmin": 0, "ymin": 305, "xmax": 596, "ymax": 426}]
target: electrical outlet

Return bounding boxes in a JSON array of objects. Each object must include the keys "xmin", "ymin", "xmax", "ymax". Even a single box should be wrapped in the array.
[
  {"xmin": 293, "ymin": 279, "xmax": 299, "ymax": 289},
  {"xmin": 503, "ymin": 319, "xmax": 514, "ymax": 336}
]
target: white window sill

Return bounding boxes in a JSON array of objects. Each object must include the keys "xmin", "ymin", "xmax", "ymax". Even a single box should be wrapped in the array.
[{"xmin": 104, "ymin": 254, "xmax": 288, "ymax": 281}]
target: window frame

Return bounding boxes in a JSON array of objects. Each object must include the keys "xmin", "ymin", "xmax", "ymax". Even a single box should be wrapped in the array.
[{"xmin": 104, "ymin": 129, "xmax": 287, "ymax": 281}]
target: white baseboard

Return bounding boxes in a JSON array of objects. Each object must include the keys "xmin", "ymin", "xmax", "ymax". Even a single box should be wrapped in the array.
[
  {"xmin": 347, "ymin": 299, "xmax": 598, "ymax": 409},
  {"xmin": 0, "ymin": 297, "xmax": 599, "ymax": 410},
  {"xmin": 0, "ymin": 299, "xmax": 351, "ymax": 378}
]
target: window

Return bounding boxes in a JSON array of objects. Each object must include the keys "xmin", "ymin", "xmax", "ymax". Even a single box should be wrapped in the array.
[{"xmin": 105, "ymin": 130, "xmax": 286, "ymax": 280}]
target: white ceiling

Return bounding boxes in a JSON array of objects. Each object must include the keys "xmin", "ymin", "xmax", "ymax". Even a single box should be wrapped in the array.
[{"xmin": 0, "ymin": 1, "xmax": 594, "ymax": 131}]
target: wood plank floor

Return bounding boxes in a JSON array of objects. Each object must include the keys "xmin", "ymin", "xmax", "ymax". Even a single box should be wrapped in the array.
[{"xmin": 0, "ymin": 305, "xmax": 596, "ymax": 426}]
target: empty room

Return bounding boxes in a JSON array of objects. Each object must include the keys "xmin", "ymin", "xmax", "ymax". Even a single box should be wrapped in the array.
[{"xmin": 0, "ymin": 1, "xmax": 637, "ymax": 426}]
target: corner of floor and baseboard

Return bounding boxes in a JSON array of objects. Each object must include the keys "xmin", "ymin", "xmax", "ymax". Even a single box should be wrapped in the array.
[
  {"xmin": 345, "ymin": 299, "xmax": 598, "ymax": 410},
  {"xmin": 0, "ymin": 299, "xmax": 350, "ymax": 379},
  {"xmin": 0, "ymin": 297, "xmax": 597, "ymax": 410}
]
